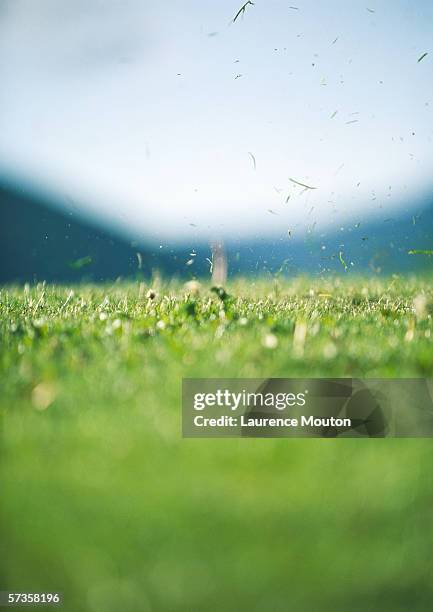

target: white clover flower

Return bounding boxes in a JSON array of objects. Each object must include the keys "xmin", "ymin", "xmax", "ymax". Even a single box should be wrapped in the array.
[{"xmin": 263, "ymin": 333, "xmax": 278, "ymax": 349}]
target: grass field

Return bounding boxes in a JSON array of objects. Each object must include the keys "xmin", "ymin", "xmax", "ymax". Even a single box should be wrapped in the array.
[{"xmin": 1, "ymin": 276, "xmax": 433, "ymax": 611}]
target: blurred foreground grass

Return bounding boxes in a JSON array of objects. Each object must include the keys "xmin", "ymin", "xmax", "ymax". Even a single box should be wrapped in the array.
[{"xmin": 1, "ymin": 276, "xmax": 433, "ymax": 611}]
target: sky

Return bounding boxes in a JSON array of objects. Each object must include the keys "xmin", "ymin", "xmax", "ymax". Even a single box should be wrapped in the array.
[{"xmin": 0, "ymin": 0, "xmax": 432, "ymax": 243}]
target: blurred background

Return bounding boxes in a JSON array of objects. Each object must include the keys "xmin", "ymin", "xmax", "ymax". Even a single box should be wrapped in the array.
[
  {"xmin": 2, "ymin": 5, "xmax": 433, "ymax": 611},
  {"xmin": 1, "ymin": 0, "xmax": 432, "ymax": 282}
]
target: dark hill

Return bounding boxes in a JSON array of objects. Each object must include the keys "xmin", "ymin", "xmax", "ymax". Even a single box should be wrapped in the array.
[
  {"xmin": 0, "ymin": 183, "xmax": 208, "ymax": 284},
  {"xmin": 1, "ymin": 181, "xmax": 432, "ymax": 283}
]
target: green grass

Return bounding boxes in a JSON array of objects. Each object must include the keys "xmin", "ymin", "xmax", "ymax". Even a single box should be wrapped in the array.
[{"xmin": 1, "ymin": 276, "xmax": 433, "ymax": 611}]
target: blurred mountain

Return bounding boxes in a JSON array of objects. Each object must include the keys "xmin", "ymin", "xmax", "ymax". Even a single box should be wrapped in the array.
[
  {"xmin": 0, "ymin": 182, "xmax": 210, "ymax": 284},
  {"xmin": 227, "ymin": 198, "xmax": 433, "ymax": 277},
  {"xmin": 0, "ymin": 181, "xmax": 432, "ymax": 284}
]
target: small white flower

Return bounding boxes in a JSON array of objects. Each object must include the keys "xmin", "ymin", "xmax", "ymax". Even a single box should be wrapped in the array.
[
  {"xmin": 323, "ymin": 342, "xmax": 338, "ymax": 359},
  {"xmin": 413, "ymin": 294, "xmax": 427, "ymax": 319},
  {"xmin": 263, "ymin": 333, "xmax": 278, "ymax": 349},
  {"xmin": 184, "ymin": 280, "xmax": 201, "ymax": 295}
]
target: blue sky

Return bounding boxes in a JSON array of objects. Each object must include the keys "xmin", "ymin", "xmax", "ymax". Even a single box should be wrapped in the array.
[{"xmin": 0, "ymin": 0, "xmax": 432, "ymax": 243}]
